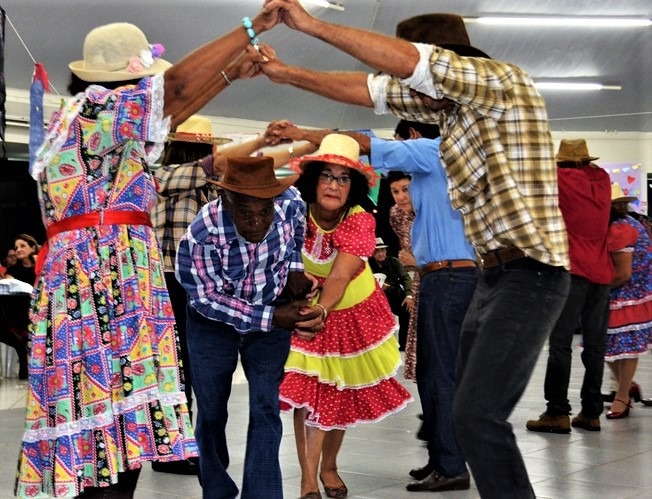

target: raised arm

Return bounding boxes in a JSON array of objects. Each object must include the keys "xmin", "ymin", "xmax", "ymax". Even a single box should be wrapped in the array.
[
  {"xmin": 256, "ymin": 44, "xmax": 374, "ymax": 108},
  {"xmin": 263, "ymin": 0, "xmax": 419, "ymax": 78},
  {"xmin": 163, "ymin": 6, "xmax": 282, "ymax": 127}
]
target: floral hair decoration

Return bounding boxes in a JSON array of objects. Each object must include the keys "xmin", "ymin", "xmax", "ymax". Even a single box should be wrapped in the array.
[{"xmin": 127, "ymin": 43, "xmax": 165, "ymax": 74}]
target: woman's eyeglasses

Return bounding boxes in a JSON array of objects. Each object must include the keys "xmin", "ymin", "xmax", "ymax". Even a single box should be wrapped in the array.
[{"xmin": 318, "ymin": 172, "xmax": 351, "ymax": 186}]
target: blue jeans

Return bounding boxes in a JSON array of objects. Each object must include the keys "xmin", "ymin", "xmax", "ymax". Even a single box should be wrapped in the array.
[
  {"xmin": 544, "ymin": 275, "xmax": 610, "ymax": 418},
  {"xmin": 453, "ymin": 258, "xmax": 570, "ymax": 499},
  {"xmin": 416, "ymin": 267, "xmax": 477, "ymax": 477},
  {"xmin": 186, "ymin": 306, "xmax": 291, "ymax": 499}
]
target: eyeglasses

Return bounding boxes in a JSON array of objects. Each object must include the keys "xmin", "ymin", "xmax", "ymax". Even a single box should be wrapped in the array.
[{"xmin": 318, "ymin": 172, "xmax": 351, "ymax": 186}]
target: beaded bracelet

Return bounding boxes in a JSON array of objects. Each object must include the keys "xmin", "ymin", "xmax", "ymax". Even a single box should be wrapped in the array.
[{"xmin": 242, "ymin": 17, "xmax": 259, "ymax": 46}]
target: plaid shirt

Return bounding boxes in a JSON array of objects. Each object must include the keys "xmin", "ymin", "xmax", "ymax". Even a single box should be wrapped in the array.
[
  {"xmin": 175, "ymin": 186, "xmax": 306, "ymax": 333},
  {"xmin": 368, "ymin": 43, "xmax": 569, "ymax": 268},
  {"xmin": 153, "ymin": 155, "xmax": 219, "ymax": 272}
]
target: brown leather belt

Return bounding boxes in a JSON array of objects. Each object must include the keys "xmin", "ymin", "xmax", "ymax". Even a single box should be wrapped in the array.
[
  {"xmin": 480, "ymin": 247, "xmax": 526, "ymax": 268},
  {"xmin": 420, "ymin": 259, "xmax": 477, "ymax": 276}
]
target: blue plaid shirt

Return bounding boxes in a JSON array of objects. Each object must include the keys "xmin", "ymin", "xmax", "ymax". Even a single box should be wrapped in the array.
[{"xmin": 175, "ymin": 186, "xmax": 306, "ymax": 333}]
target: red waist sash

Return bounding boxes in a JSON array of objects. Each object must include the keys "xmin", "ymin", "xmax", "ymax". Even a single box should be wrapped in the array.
[{"xmin": 36, "ymin": 210, "xmax": 152, "ymax": 277}]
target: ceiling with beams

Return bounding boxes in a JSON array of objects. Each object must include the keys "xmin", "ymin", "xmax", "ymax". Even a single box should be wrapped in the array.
[{"xmin": 1, "ymin": 0, "xmax": 651, "ymax": 142}]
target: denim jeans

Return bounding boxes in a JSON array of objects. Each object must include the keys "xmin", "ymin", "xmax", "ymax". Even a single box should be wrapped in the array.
[
  {"xmin": 186, "ymin": 306, "xmax": 291, "ymax": 499},
  {"xmin": 544, "ymin": 275, "xmax": 610, "ymax": 418},
  {"xmin": 416, "ymin": 267, "xmax": 477, "ymax": 477},
  {"xmin": 453, "ymin": 258, "xmax": 570, "ymax": 499}
]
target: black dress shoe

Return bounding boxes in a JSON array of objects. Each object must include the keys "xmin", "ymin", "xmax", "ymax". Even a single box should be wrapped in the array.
[
  {"xmin": 152, "ymin": 459, "xmax": 199, "ymax": 475},
  {"xmin": 409, "ymin": 463, "xmax": 435, "ymax": 481},
  {"xmin": 601, "ymin": 391, "xmax": 616, "ymax": 402},
  {"xmin": 406, "ymin": 470, "xmax": 470, "ymax": 492}
]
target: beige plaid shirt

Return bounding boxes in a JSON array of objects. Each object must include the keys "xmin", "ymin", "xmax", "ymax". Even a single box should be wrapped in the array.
[
  {"xmin": 153, "ymin": 156, "xmax": 220, "ymax": 272},
  {"xmin": 368, "ymin": 43, "xmax": 569, "ymax": 269}
]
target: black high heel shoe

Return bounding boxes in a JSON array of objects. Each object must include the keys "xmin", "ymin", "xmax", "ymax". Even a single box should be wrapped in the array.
[
  {"xmin": 629, "ymin": 382, "xmax": 642, "ymax": 403},
  {"xmin": 601, "ymin": 391, "xmax": 616, "ymax": 403}
]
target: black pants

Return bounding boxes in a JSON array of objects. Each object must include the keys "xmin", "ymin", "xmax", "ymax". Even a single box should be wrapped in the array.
[
  {"xmin": 0, "ymin": 293, "xmax": 30, "ymax": 378},
  {"xmin": 165, "ymin": 272, "xmax": 193, "ymax": 417}
]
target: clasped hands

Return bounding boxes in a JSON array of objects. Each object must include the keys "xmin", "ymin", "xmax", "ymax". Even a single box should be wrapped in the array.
[{"xmin": 272, "ymin": 271, "xmax": 325, "ymax": 340}]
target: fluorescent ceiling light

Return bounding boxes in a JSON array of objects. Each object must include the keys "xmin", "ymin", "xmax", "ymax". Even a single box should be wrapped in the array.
[
  {"xmin": 534, "ymin": 82, "xmax": 622, "ymax": 91},
  {"xmin": 301, "ymin": 0, "xmax": 345, "ymax": 11},
  {"xmin": 468, "ymin": 17, "xmax": 651, "ymax": 27}
]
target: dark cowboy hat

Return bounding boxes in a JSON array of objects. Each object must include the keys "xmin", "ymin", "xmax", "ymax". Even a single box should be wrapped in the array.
[
  {"xmin": 556, "ymin": 139, "xmax": 599, "ymax": 164},
  {"xmin": 210, "ymin": 156, "xmax": 298, "ymax": 199},
  {"xmin": 396, "ymin": 13, "xmax": 491, "ymax": 59}
]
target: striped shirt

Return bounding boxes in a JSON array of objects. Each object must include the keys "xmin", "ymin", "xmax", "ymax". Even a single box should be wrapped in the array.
[
  {"xmin": 153, "ymin": 155, "xmax": 219, "ymax": 272},
  {"xmin": 175, "ymin": 186, "xmax": 306, "ymax": 333},
  {"xmin": 368, "ymin": 43, "xmax": 569, "ymax": 268}
]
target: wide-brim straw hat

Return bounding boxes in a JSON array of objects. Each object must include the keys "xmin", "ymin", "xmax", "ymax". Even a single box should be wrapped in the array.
[
  {"xmin": 556, "ymin": 139, "xmax": 599, "ymax": 163},
  {"xmin": 396, "ymin": 14, "xmax": 490, "ymax": 59},
  {"xmin": 69, "ymin": 23, "xmax": 172, "ymax": 82},
  {"xmin": 289, "ymin": 134, "xmax": 379, "ymax": 187},
  {"xmin": 611, "ymin": 182, "xmax": 637, "ymax": 204},
  {"xmin": 167, "ymin": 115, "xmax": 232, "ymax": 145},
  {"xmin": 211, "ymin": 156, "xmax": 298, "ymax": 199}
]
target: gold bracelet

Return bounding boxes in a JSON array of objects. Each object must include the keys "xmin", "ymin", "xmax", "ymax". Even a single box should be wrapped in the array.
[{"xmin": 315, "ymin": 303, "xmax": 328, "ymax": 321}]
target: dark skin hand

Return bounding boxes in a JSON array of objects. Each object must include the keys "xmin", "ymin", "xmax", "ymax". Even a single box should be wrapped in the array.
[
  {"xmin": 272, "ymin": 299, "xmax": 322, "ymax": 332},
  {"xmin": 284, "ymin": 271, "xmax": 314, "ymax": 300}
]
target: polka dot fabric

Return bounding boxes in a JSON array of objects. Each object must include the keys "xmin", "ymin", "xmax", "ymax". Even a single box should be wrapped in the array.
[{"xmin": 280, "ymin": 206, "xmax": 413, "ymax": 429}]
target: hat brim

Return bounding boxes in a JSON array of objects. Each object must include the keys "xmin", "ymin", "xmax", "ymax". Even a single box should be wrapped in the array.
[
  {"xmin": 207, "ymin": 174, "xmax": 299, "ymax": 199},
  {"xmin": 167, "ymin": 132, "xmax": 233, "ymax": 146},
  {"xmin": 612, "ymin": 196, "xmax": 637, "ymax": 204},
  {"xmin": 556, "ymin": 155, "xmax": 600, "ymax": 163},
  {"xmin": 440, "ymin": 43, "xmax": 491, "ymax": 59},
  {"xmin": 69, "ymin": 58, "xmax": 172, "ymax": 82},
  {"xmin": 375, "ymin": 245, "xmax": 388, "ymax": 249},
  {"xmin": 289, "ymin": 154, "xmax": 378, "ymax": 187}
]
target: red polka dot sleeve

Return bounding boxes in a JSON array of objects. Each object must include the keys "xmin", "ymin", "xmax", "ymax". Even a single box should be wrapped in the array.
[{"xmin": 333, "ymin": 209, "xmax": 376, "ymax": 258}]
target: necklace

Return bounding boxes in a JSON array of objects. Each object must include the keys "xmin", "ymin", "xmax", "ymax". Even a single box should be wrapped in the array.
[{"xmin": 310, "ymin": 204, "xmax": 342, "ymax": 231}]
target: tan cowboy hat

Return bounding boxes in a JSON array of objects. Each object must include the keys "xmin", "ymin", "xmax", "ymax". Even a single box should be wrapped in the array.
[
  {"xmin": 396, "ymin": 14, "xmax": 490, "ymax": 59},
  {"xmin": 611, "ymin": 182, "xmax": 637, "ymax": 204},
  {"xmin": 375, "ymin": 237, "xmax": 388, "ymax": 249},
  {"xmin": 211, "ymin": 156, "xmax": 298, "ymax": 199},
  {"xmin": 69, "ymin": 23, "xmax": 172, "ymax": 82},
  {"xmin": 289, "ymin": 134, "xmax": 379, "ymax": 187},
  {"xmin": 556, "ymin": 139, "xmax": 599, "ymax": 163},
  {"xmin": 167, "ymin": 115, "xmax": 232, "ymax": 145}
]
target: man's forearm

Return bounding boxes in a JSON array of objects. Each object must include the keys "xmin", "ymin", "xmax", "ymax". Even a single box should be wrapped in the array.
[
  {"xmin": 300, "ymin": 17, "xmax": 419, "ymax": 79},
  {"xmin": 278, "ymin": 65, "xmax": 374, "ymax": 107}
]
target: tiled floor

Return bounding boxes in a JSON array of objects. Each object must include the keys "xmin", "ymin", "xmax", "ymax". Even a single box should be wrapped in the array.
[{"xmin": 1, "ymin": 337, "xmax": 652, "ymax": 498}]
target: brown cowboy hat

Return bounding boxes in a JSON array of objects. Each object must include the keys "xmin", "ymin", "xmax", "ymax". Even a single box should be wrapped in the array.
[
  {"xmin": 396, "ymin": 14, "xmax": 490, "ymax": 59},
  {"xmin": 210, "ymin": 156, "xmax": 298, "ymax": 199},
  {"xmin": 556, "ymin": 139, "xmax": 599, "ymax": 163}
]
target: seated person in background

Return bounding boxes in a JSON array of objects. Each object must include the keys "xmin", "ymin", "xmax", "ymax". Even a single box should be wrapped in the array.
[
  {"xmin": 5, "ymin": 234, "xmax": 39, "ymax": 285},
  {"xmin": 369, "ymin": 237, "xmax": 413, "ymax": 350},
  {"xmin": 0, "ymin": 235, "xmax": 38, "ymax": 380},
  {"xmin": 1, "ymin": 248, "xmax": 18, "ymax": 277}
]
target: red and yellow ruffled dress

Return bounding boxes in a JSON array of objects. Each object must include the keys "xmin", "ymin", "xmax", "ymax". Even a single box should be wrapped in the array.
[{"xmin": 280, "ymin": 205, "xmax": 412, "ymax": 429}]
